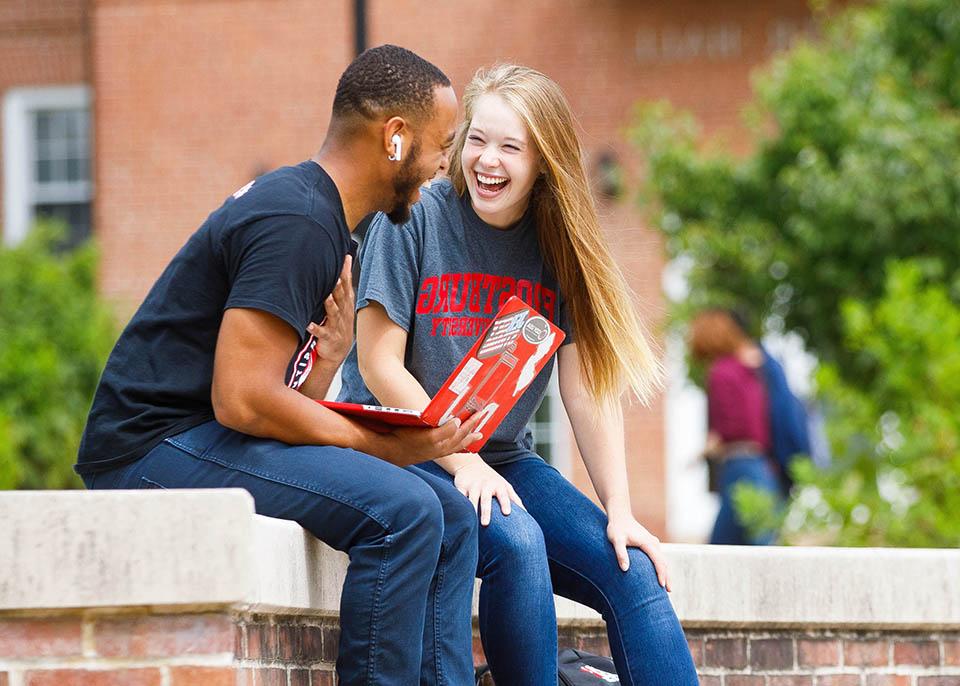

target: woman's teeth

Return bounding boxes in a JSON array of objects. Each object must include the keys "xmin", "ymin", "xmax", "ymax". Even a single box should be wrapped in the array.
[
  {"xmin": 477, "ymin": 173, "xmax": 508, "ymax": 192},
  {"xmin": 477, "ymin": 174, "xmax": 507, "ymax": 185}
]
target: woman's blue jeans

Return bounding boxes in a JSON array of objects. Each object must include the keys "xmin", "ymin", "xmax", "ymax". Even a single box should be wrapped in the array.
[
  {"xmin": 82, "ymin": 420, "xmax": 479, "ymax": 686},
  {"xmin": 417, "ymin": 456, "xmax": 700, "ymax": 686},
  {"xmin": 709, "ymin": 454, "xmax": 782, "ymax": 546}
]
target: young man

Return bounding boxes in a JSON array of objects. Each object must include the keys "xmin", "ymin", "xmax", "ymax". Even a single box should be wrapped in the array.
[{"xmin": 76, "ymin": 45, "xmax": 482, "ymax": 686}]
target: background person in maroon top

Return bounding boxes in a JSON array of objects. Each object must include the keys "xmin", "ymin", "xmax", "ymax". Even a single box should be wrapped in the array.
[{"xmin": 689, "ymin": 309, "xmax": 783, "ymax": 545}]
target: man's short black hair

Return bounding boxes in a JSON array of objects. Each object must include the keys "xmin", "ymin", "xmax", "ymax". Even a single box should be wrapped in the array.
[{"xmin": 332, "ymin": 44, "xmax": 451, "ymax": 124}]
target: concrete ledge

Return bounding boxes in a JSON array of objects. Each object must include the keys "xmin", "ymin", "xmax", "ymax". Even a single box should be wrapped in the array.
[
  {"xmin": 2, "ymin": 490, "xmax": 959, "ymax": 630},
  {"xmin": 0, "ymin": 489, "xmax": 256, "ymax": 610}
]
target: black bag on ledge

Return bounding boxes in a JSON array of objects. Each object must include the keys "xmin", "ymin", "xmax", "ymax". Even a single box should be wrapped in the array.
[
  {"xmin": 559, "ymin": 648, "xmax": 620, "ymax": 684},
  {"xmin": 474, "ymin": 648, "xmax": 621, "ymax": 685}
]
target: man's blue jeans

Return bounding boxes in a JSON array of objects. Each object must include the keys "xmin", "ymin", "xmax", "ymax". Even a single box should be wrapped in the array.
[
  {"xmin": 81, "ymin": 420, "xmax": 479, "ymax": 686},
  {"xmin": 417, "ymin": 456, "xmax": 700, "ymax": 686},
  {"xmin": 709, "ymin": 454, "xmax": 782, "ymax": 546}
]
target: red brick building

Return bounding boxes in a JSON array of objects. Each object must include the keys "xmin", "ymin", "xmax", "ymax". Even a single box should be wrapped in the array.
[{"xmin": 1, "ymin": 0, "xmax": 820, "ymax": 539}]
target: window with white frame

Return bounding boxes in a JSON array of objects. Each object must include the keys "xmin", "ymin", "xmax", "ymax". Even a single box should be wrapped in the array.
[
  {"xmin": 3, "ymin": 85, "xmax": 92, "ymax": 246},
  {"xmin": 530, "ymin": 367, "xmax": 571, "ymax": 473}
]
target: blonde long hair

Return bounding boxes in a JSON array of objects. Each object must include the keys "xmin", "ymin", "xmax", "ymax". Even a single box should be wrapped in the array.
[{"xmin": 449, "ymin": 64, "xmax": 661, "ymax": 404}]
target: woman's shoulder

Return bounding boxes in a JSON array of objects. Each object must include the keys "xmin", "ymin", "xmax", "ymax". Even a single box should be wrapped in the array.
[
  {"xmin": 415, "ymin": 178, "xmax": 461, "ymax": 218},
  {"xmin": 365, "ymin": 179, "xmax": 461, "ymax": 246}
]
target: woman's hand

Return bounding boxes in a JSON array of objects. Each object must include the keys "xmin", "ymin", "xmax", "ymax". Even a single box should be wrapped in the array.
[
  {"xmin": 452, "ymin": 455, "xmax": 525, "ymax": 526},
  {"xmin": 606, "ymin": 512, "xmax": 671, "ymax": 591}
]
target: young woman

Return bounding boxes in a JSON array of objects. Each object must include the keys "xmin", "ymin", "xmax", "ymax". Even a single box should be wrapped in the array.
[
  {"xmin": 337, "ymin": 65, "xmax": 699, "ymax": 685},
  {"xmin": 689, "ymin": 309, "xmax": 784, "ymax": 545}
]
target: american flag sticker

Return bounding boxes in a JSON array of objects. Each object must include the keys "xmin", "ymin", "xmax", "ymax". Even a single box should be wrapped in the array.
[{"xmin": 477, "ymin": 311, "xmax": 528, "ymax": 359}]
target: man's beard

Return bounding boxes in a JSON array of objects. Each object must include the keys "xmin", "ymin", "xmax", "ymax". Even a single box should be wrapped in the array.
[{"xmin": 386, "ymin": 140, "xmax": 422, "ymax": 225}]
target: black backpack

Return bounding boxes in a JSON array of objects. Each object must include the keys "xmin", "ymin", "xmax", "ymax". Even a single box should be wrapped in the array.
[
  {"xmin": 475, "ymin": 648, "xmax": 620, "ymax": 685},
  {"xmin": 559, "ymin": 649, "xmax": 620, "ymax": 685}
]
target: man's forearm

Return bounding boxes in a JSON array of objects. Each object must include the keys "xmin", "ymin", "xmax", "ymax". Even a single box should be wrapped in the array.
[
  {"xmin": 219, "ymin": 380, "xmax": 387, "ymax": 457},
  {"xmin": 298, "ymin": 360, "xmax": 341, "ymax": 400}
]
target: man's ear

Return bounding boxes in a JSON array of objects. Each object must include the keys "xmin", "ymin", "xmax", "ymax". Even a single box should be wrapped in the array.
[{"xmin": 383, "ymin": 117, "xmax": 407, "ymax": 159}]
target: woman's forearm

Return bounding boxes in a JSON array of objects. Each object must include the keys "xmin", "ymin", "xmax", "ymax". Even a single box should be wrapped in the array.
[
  {"xmin": 566, "ymin": 394, "xmax": 633, "ymax": 517},
  {"xmin": 362, "ymin": 354, "xmax": 433, "ymax": 411},
  {"xmin": 558, "ymin": 344, "xmax": 634, "ymax": 516}
]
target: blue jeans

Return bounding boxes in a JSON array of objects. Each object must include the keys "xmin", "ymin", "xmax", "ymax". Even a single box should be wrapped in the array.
[
  {"xmin": 417, "ymin": 456, "xmax": 699, "ymax": 686},
  {"xmin": 709, "ymin": 454, "xmax": 782, "ymax": 546},
  {"xmin": 82, "ymin": 420, "xmax": 479, "ymax": 686}
]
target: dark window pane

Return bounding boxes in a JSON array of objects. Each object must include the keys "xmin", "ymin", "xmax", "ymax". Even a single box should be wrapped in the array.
[
  {"xmin": 36, "ymin": 158, "xmax": 52, "ymax": 183},
  {"xmin": 50, "ymin": 110, "xmax": 67, "ymax": 139},
  {"xmin": 66, "ymin": 158, "xmax": 85, "ymax": 182},
  {"xmin": 54, "ymin": 158, "xmax": 68, "ymax": 183},
  {"xmin": 64, "ymin": 110, "xmax": 79, "ymax": 139},
  {"xmin": 36, "ymin": 136, "xmax": 50, "ymax": 161},
  {"xmin": 36, "ymin": 111, "xmax": 51, "ymax": 140},
  {"xmin": 532, "ymin": 395, "xmax": 553, "ymax": 464},
  {"xmin": 33, "ymin": 107, "xmax": 89, "ymax": 176},
  {"xmin": 35, "ymin": 202, "xmax": 92, "ymax": 248}
]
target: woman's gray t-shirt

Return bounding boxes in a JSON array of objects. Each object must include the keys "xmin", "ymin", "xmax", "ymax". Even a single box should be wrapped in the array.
[{"xmin": 337, "ymin": 180, "xmax": 572, "ymax": 464}]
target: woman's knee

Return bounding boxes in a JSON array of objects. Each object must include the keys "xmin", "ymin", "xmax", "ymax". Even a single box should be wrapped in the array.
[
  {"xmin": 592, "ymin": 548, "xmax": 668, "ymax": 607},
  {"xmin": 480, "ymin": 509, "xmax": 549, "ymax": 576}
]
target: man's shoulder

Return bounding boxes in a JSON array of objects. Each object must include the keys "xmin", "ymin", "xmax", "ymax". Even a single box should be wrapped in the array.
[{"xmin": 223, "ymin": 162, "xmax": 341, "ymax": 228}]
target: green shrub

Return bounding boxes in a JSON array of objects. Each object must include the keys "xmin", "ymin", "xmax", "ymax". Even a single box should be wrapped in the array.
[
  {"xmin": 764, "ymin": 261, "xmax": 960, "ymax": 547},
  {"xmin": 0, "ymin": 223, "xmax": 115, "ymax": 489},
  {"xmin": 631, "ymin": 0, "xmax": 960, "ymax": 546}
]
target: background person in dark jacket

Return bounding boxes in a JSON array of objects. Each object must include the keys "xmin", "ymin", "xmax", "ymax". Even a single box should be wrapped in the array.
[{"xmin": 689, "ymin": 309, "xmax": 784, "ymax": 545}]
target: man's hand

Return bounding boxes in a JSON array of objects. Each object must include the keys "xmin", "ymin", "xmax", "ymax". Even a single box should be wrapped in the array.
[
  {"xmin": 307, "ymin": 255, "xmax": 355, "ymax": 368},
  {"xmin": 378, "ymin": 414, "xmax": 485, "ymax": 467}
]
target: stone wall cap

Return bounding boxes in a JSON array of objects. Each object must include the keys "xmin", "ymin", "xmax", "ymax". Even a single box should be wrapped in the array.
[
  {"xmin": 2, "ymin": 490, "xmax": 959, "ymax": 629},
  {"xmin": 0, "ymin": 489, "xmax": 256, "ymax": 611}
]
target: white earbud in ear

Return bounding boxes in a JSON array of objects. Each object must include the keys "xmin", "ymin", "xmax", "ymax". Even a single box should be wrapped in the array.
[{"xmin": 389, "ymin": 134, "xmax": 402, "ymax": 162}]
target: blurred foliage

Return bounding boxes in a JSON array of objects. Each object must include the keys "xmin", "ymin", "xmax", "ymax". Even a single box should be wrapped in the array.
[
  {"xmin": 631, "ymin": 0, "xmax": 960, "ymax": 382},
  {"xmin": 0, "ymin": 223, "xmax": 115, "ymax": 489},
  {"xmin": 631, "ymin": 0, "xmax": 960, "ymax": 546},
  {"xmin": 744, "ymin": 263, "xmax": 960, "ymax": 546}
]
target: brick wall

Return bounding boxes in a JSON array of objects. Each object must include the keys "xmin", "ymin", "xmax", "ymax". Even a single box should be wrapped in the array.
[
  {"xmin": 685, "ymin": 631, "xmax": 960, "ymax": 685},
  {"xmin": 5, "ymin": 611, "xmax": 959, "ymax": 685},
  {"xmin": 0, "ymin": 612, "xmax": 236, "ymax": 686}
]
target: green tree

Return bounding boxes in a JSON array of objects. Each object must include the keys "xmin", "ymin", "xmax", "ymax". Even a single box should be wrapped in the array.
[
  {"xmin": 770, "ymin": 262, "xmax": 960, "ymax": 546},
  {"xmin": 632, "ymin": 0, "xmax": 960, "ymax": 379},
  {"xmin": 0, "ymin": 224, "xmax": 115, "ymax": 489},
  {"xmin": 631, "ymin": 0, "xmax": 960, "ymax": 546}
]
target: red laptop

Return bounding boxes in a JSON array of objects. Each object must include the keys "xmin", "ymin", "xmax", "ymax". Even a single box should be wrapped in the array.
[{"xmin": 319, "ymin": 296, "xmax": 565, "ymax": 452}]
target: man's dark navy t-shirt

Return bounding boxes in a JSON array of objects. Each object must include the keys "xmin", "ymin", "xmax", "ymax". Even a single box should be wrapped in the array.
[{"xmin": 76, "ymin": 161, "xmax": 352, "ymax": 475}]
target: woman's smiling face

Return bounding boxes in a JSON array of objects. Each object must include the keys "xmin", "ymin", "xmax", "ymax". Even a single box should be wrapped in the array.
[{"xmin": 461, "ymin": 93, "xmax": 541, "ymax": 229}]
